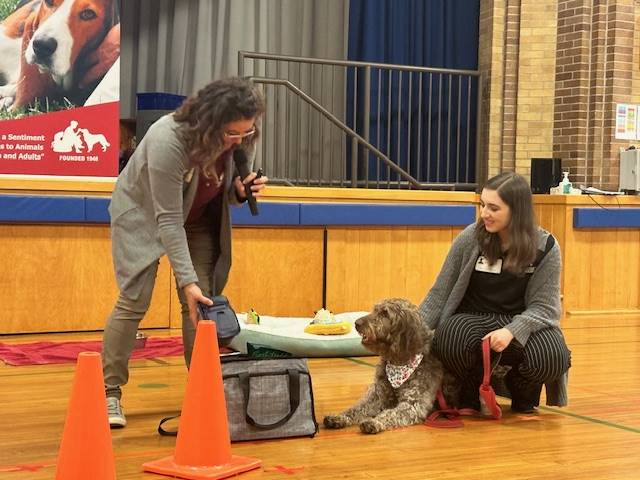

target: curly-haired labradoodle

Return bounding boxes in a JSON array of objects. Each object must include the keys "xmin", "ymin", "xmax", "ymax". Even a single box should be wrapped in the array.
[{"xmin": 324, "ymin": 298, "xmax": 456, "ymax": 434}]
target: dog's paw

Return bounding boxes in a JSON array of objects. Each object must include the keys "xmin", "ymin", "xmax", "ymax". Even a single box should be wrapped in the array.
[
  {"xmin": 0, "ymin": 84, "xmax": 16, "ymax": 106},
  {"xmin": 359, "ymin": 417, "xmax": 385, "ymax": 434},
  {"xmin": 0, "ymin": 96, "xmax": 14, "ymax": 110},
  {"xmin": 323, "ymin": 414, "xmax": 349, "ymax": 429}
]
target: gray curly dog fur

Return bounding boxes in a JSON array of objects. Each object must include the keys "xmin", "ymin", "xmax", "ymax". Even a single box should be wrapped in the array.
[{"xmin": 323, "ymin": 298, "xmax": 457, "ymax": 434}]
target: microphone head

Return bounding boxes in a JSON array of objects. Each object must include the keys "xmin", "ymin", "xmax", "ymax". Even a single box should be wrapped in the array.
[{"xmin": 233, "ymin": 148, "xmax": 250, "ymax": 178}]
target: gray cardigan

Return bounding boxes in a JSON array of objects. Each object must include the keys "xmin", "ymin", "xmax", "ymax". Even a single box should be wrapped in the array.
[
  {"xmin": 109, "ymin": 114, "xmax": 252, "ymax": 300},
  {"xmin": 419, "ymin": 223, "xmax": 568, "ymax": 406}
]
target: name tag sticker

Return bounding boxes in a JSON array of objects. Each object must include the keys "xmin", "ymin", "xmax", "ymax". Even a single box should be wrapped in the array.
[{"xmin": 475, "ymin": 256, "xmax": 502, "ymax": 274}]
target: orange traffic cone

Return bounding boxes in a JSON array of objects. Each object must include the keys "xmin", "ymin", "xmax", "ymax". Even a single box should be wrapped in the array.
[
  {"xmin": 54, "ymin": 351, "xmax": 116, "ymax": 480},
  {"xmin": 143, "ymin": 320, "xmax": 261, "ymax": 479}
]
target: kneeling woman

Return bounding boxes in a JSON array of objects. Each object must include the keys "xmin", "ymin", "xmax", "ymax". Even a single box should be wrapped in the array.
[{"xmin": 419, "ymin": 172, "xmax": 570, "ymax": 413}]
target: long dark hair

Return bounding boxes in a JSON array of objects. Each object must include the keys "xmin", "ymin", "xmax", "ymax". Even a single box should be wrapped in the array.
[
  {"xmin": 174, "ymin": 77, "xmax": 265, "ymax": 175},
  {"xmin": 476, "ymin": 172, "xmax": 538, "ymax": 274}
]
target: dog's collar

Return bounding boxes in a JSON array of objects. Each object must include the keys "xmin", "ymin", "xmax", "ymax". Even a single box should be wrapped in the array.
[{"xmin": 385, "ymin": 353, "xmax": 423, "ymax": 389}]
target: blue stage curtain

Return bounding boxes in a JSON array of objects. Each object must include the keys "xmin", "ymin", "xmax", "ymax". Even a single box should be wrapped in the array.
[{"xmin": 347, "ymin": 0, "xmax": 480, "ymax": 185}]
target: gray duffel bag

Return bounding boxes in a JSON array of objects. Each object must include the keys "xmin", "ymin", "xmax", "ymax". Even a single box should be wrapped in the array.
[
  {"xmin": 222, "ymin": 357, "xmax": 318, "ymax": 441},
  {"xmin": 158, "ymin": 357, "xmax": 318, "ymax": 441}
]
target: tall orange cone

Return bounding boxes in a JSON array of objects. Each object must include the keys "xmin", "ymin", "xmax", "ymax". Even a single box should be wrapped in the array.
[
  {"xmin": 54, "ymin": 351, "xmax": 116, "ymax": 480},
  {"xmin": 143, "ymin": 320, "xmax": 261, "ymax": 479}
]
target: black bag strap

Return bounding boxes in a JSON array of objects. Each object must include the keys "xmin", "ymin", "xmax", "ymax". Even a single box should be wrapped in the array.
[
  {"xmin": 534, "ymin": 235, "xmax": 555, "ymax": 267},
  {"xmin": 238, "ymin": 368, "xmax": 300, "ymax": 430},
  {"xmin": 158, "ymin": 414, "xmax": 179, "ymax": 436}
]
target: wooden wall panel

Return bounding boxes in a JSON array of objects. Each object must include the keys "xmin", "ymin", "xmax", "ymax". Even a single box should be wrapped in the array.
[
  {"xmin": 4, "ymin": 190, "xmax": 640, "ymax": 333},
  {"xmin": 574, "ymin": 230, "xmax": 593, "ymax": 311},
  {"xmin": 536, "ymin": 203, "xmax": 569, "ymax": 291},
  {"xmin": 0, "ymin": 224, "xmax": 171, "ymax": 334},
  {"xmin": 535, "ymin": 203, "xmax": 568, "ymax": 247},
  {"xmin": 564, "ymin": 225, "xmax": 640, "ymax": 314},
  {"xmin": 325, "ymin": 227, "xmax": 462, "ymax": 312},
  {"xmin": 616, "ymin": 230, "xmax": 640, "ymax": 308},
  {"xmin": 223, "ymin": 227, "xmax": 324, "ymax": 319},
  {"xmin": 170, "ymin": 227, "xmax": 325, "ymax": 327}
]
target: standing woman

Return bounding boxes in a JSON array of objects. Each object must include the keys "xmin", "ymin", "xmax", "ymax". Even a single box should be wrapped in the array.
[
  {"xmin": 420, "ymin": 172, "xmax": 570, "ymax": 413},
  {"xmin": 103, "ymin": 77, "xmax": 267, "ymax": 427}
]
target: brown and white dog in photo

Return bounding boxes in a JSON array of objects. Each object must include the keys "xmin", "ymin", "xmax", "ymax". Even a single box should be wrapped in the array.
[
  {"xmin": 0, "ymin": 0, "xmax": 36, "ymax": 108},
  {"xmin": 323, "ymin": 298, "xmax": 458, "ymax": 434},
  {"xmin": 0, "ymin": 0, "xmax": 119, "ymax": 110}
]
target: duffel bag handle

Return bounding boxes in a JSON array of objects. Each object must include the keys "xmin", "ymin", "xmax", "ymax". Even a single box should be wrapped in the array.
[{"xmin": 238, "ymin": 369, "xmax": 300, "ymax": 430}]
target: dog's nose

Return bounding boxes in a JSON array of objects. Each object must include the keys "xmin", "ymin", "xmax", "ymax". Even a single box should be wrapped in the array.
[{"xmin": 33, "ymin": 37, "xmax": 58, "ymax": 59}]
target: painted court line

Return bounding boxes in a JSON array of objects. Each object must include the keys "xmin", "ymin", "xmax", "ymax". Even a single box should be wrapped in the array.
[
  {"xmin": 538, "ymin": 406, "xmax": 640, "ymax": 434},
  {"xmin": 345, "ymin": 357, "xmax": 640, "ymax": 435}
]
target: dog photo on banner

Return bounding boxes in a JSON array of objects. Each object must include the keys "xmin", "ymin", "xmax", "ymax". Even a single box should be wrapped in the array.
[
  {"xmin": 0, "ymin": 0, "xmax": 120, "ymax": 114},
  {"xmin": 0, "ymin": 0, "xmax": 120, "ymax": 177}
]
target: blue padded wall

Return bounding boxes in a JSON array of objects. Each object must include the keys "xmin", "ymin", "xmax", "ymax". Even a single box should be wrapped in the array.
[
  {"xmin": 0, "ymin": 195, "xmax": 477, "ymax": 227},
  {"xmin": 299, "ymin": 203, "xmax": 475, "ymax": 226},
  {"xmin": 573, "ymin": 208, "xmax": 640, "ymax": 228},
  {"xmin": 0, "ymin": 195, "xmax": 85, "ymax": 223}
]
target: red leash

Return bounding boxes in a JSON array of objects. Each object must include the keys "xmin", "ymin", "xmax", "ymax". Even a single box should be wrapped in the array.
[
  {"xmin": 478, "ymin": 337, "xmax": 502, "ymax": 419},
  {"xmin": 425, "ymin": 338, "xmax": 502, "ymax": 428}
]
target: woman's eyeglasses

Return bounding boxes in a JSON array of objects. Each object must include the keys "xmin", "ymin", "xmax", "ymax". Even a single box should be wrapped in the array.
[{"xmin": 223, "ymin": 126, "xmax": 256, "ymax": 140}]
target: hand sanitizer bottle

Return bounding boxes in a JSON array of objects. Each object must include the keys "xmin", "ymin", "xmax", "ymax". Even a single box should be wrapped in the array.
[{"xmin": 560, "ymin": 171, "xmax": 572, "ymax": 194}]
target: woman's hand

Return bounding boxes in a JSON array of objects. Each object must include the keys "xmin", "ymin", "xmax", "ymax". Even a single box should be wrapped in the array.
[
  {"xmin": 482, "ymin": 328, "xmax": 514, "ymax": 352},
  {"xmin": 183, "ymin": 283, "xmax": 213, "ymax": 328},
  {"xmin": 233, "ymin": 172, "xmax": 269, "ymax": 200}
]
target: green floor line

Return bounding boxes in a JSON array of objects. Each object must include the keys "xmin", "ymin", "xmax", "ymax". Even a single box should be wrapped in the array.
[
  {"xmin": 139, "ymin": 383, "xmax": 170, "ymax": 389},
  {"xmin": 344, "ymin": 356, "xmax": 640, "ymax": 435},
  {"xmin": 538, "ymin": 406, "xmax": 640, "ymax": 434},
  {"xmin": 147, "ymin": 357, "xmax": 170, "ymax": 365},
  {"xmin": 345, "ymin": 357, "xmax": 377, "ymax": 367}
]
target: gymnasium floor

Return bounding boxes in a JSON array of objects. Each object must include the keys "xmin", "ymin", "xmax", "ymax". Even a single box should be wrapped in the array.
[{"xmin": 1, "ymin": 315, "xmax": 639, "ymax": 479}]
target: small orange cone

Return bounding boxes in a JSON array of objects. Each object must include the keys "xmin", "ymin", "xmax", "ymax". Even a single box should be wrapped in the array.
[
  {"xmin": 54, "ymin": 351, "xmax": 116, "ymax": 480},
  {"xmin": 143, "ymin": 321, "xmax": 261, "ymax": 479}
]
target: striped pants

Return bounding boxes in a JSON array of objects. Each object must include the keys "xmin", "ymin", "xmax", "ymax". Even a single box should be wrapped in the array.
[{"xmin": 433, "ymin": 312, "xmax": 571, "ymax": 400}]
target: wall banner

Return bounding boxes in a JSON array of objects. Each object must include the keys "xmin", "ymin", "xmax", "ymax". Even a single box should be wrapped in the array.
[{"xmin": 0, "ymin": 0, "xmax": 120, "ymax": 177}]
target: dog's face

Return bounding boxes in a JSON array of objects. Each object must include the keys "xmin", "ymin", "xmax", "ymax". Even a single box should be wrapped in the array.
[
  {"xmin": 355, "ymin": 298, "xmax": 429, "ymax": 364},
  {"xmin": 25, "ymin": 0, "xmax": 114, "ymax": 84}
]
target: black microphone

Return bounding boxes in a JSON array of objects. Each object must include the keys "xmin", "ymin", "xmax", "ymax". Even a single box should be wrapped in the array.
[{"xmin": 233, "ymin": 148, "xmax": 260, "ymax": 216}]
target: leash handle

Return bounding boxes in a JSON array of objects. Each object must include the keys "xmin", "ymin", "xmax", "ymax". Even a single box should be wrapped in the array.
[
  {"xmin": 479, "ymin": 337, "xmax": 502, "ymax": 420},
  {"xmin": 482, "ymin": 338, "xmax": 492, "ymax": 387}
]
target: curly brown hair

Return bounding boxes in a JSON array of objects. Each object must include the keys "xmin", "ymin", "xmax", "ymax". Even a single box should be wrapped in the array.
[
  {"xmin": 476, "ymin": 172, "xmax": 538, "ymax": 274},
  {"xmin": 173, "ymin": 77, "xmax": 265, "ymax": 175}
]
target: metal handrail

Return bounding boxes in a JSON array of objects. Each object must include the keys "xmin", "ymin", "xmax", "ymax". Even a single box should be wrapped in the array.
[
  {"xmin": 239, "ymin": 51, "xmax": 480, "ymax": 77},
  {"xmin": 249, "ymin": 76, "xmax": 423, "ymax": 189},
  {"xmin": 241, "ymin": 51, "xmax": 482, "ymax": 190}
]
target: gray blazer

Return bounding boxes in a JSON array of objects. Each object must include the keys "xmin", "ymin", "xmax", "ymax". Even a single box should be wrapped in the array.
[{"xmin": 109, "ymin": 114, "xmax": 251, "ymax": 300}]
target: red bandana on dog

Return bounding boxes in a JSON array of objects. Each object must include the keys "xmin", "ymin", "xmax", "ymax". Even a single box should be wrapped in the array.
[{"xmin": 386, "ymin": 354, "xmax": 423, "ymax": 388}]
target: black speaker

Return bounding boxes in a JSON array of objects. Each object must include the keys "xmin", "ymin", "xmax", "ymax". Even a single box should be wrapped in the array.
[{"xmin": 531, "ymin": 158, "xmax": 562, "ymax": 194}]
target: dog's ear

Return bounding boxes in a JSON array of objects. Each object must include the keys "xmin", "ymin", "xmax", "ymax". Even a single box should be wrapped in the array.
[
  {"xmin": 402, "ymin": 308, "xmax": 426, "ymax": 354},
  {"xmin": 77, "ymin": 24, "xmax": 120, "ymax": 88},
  {"xmin": 388, "ymin": 305, "xmax": 425, "ymax": 361}
]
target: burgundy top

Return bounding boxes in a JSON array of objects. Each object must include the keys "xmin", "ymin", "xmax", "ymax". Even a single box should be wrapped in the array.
[{"xmin": 186, "ymin": 149, "xmax": 231, "ymax": 224}]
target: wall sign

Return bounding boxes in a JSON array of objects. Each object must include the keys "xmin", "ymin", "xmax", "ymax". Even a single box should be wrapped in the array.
[{"xmin": 0, "ymin": 0, "xmax": 120, "ymax": 177}]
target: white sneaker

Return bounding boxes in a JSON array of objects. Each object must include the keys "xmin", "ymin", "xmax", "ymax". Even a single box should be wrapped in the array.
[{"xmin": 107, "ymin": 397, "xmax": 126, "ymax": 428}]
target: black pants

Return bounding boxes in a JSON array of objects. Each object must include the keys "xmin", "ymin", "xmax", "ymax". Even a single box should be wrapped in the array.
[{"xmin": 433, "ymin": 312, "xmax": 571, "ymax": 407}]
